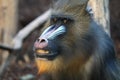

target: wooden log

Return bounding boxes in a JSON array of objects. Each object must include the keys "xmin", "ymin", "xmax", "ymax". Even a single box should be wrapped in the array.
[
  {"xmin": 88, "ymin": 0, "xmax": 110, "ymax": 36},
  {"xmin": 0, "ymin": 0, "xmax": 18, "ymax": 78}
]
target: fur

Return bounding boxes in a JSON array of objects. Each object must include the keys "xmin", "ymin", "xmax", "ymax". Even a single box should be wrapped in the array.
[{"xmin": 35, "ymin": 0, "xmax": 120, "ymax": 80}]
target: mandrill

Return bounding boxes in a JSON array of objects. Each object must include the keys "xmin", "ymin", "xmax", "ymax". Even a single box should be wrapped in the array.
[{"xmin": 33, "ymin": 0, "xmax": 120, "ymax": 80}]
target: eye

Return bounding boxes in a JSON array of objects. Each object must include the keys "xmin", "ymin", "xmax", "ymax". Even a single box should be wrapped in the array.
[
  {"xmin": 50, "ymin": 16, "xmax": 74, "ymax": 25},
  {"xmin": 62, "ymin": 18, "xmax": 74, "ymax": 25},
  {"xmin": 63, "ymin": 19, "xmax": 67, "ymax": 24},
  {"xmin": 51, "ymin": 18, "xmax": 57, "ymax": 23},
  {"xmin": 53, "ymin": 18, "xmax": 57, "ymax": 22}
]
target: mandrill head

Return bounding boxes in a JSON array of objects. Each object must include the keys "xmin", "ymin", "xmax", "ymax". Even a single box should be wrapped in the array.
[{"xmin": 33, "ymin": 0, "xmax": 90, "ymax": 75}]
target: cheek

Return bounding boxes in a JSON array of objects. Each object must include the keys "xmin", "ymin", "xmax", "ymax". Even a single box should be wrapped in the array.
[{"xmin": 59, "ymin": 39, "xmax": 75, "ymax": 59}]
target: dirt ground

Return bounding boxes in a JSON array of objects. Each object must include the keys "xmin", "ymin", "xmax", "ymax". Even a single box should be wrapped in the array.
[{"xmin": 2, "ymin": 62, "xmax": 40, "ymax": 80}]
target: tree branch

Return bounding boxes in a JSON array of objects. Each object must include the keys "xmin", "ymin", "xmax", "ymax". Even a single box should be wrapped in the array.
[
  {"xmin": 0, "ymin": 9, "xmax": 52, "ymax": 50},
  {"xmin": 88, "ymin": 0, "xmax": 110, "ymax": 36},
  {"xmin": 0, "ymin": 43, "xmax": 13, "ymax": 52},
  {"xmin": 13, "ymin": 9, "xmax": 51, "ymax": 49}
]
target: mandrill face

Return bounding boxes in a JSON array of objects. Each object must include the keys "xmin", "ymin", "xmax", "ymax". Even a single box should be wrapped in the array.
[
  {"xmin": 33, "ymin": 14, "xmax": 77, "ymax": 61},
  {"xmin": 34, "ymin": 25, "xmax": 66, "ymax": 60}
]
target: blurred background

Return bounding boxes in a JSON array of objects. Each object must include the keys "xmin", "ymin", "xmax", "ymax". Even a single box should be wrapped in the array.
[{"xmin": 0, "ymin": 0, "xmax": 120, "ymax": 80}]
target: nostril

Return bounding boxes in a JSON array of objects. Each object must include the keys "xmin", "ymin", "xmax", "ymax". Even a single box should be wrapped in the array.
[
  {"xmin": 34, "ymin": 38, "xmax": 48, "ymax": 49},
  {"xmin": 37, "ymin": 38, "xmax": 48, "ymax": 43},
  {"xmin": 40, "ymin": 39, "xmax": 46, "ymax": 43}
]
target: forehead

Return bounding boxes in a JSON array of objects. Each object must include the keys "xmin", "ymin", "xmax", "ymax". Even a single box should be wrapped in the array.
[
  {"xmin": 51, "ymin": 10, "xmax": 74, "ymax": 20},
  {"xmin": 51, "ymin": 14, "xmax": 73, "ymax": 19}
]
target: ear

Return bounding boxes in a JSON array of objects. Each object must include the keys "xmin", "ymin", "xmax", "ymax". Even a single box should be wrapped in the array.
[{"xmin": 86, "ymin": 2, "xmax": 94, "ymax": 17}]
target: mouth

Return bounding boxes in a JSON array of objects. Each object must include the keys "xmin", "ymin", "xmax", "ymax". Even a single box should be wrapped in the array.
[{"xmin": 34, "ymin": 49, "xmax": 59, "ymax": 60}]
